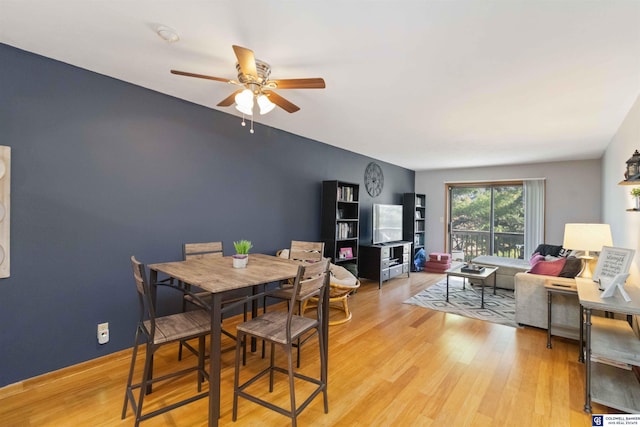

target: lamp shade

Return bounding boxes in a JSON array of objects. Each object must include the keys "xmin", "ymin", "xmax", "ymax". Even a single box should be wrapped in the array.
[
  {"xmin": 563, "ymin": 223, "xmax": 613, "ymax": 254},
  {"xmin": 257, "ymin": 94, "xmax": 275, "ymax": 115},
  {"xmin": 234, "ymin": 89, "xmax": 254, "ymax": 115}
]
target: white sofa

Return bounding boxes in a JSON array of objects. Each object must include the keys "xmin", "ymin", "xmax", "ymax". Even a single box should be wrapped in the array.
[
  {"xmin": 471, "ymin": 255, "xmax": 531, "ymax": 290},
  {"xmin": 514, "ymin": 272, "xmax": 581, "ymax": 339}
]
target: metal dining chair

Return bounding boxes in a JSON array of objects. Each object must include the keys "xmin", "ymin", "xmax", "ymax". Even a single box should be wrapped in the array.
[
  {"xmin": 122, "ymin": 256, "xmax": 210, "ymax": 426},
  {"xmin": 233, "ymin": 259, "xmax": 330, "ymax": 426},
  {"xmin": 264, "ymin": 240, "xmax": 324, "ymax": 366}
]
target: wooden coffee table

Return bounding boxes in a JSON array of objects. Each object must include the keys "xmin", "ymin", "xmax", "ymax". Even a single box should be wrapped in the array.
[{"xmin": 444, "ymin": 264, "xmax": 498, "ymax": 309}]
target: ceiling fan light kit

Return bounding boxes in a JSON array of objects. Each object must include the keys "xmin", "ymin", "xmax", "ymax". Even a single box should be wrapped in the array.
[
  {"xmin": 257, "ymin": 94, "xmax": 275, "ymax": 115},
  {"xmin": 171, "ymin": 45, "xmax": 325, "ymax": 134}
]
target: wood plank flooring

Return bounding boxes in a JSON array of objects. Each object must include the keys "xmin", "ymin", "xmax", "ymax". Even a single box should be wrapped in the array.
[{"xmin": 0, "ymin": 272, "xmax": 613, "ymax": 426}]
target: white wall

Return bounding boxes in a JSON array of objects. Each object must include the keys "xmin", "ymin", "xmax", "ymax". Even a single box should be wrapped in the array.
[
  {"xmin": 602, "ymin": 95, "xmax": 640, "ymax": 282},
  {"xmin": 415, "ymin": 160, "xmax": 601, "ymax": 255}
]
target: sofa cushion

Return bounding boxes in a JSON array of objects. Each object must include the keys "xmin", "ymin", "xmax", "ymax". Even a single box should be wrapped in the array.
[
  {"xmin": 558, "ymin": 256, "xmax": 583, "ymax": 278},
  {"xmin": 471, "ymin": 255, "xmax": 531, "ymax": 290},
  {"xmin": 533, "ymin": 244, "xmax": 564, "ymax": 257},
  {"xmin": 529, "ymin": 257, "xmax": 566, "ymax": 276},
  {"xmin": 530, "ymin": 254, "xmax": 545, "ymax": 266}
]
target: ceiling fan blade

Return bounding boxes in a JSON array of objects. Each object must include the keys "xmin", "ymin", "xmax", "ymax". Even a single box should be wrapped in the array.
[
  {"xmin": 271, "ymin": 78, "xmax": 326, "ymax": 89},
  {"xmin": 232, "ymin": 45, "xmax": 258, "ymax": 79},
  {"xmin": 263, "ymin": 90, "xmax": 300, "ymax": 113},
  {"xmin": 170, "ymin": 70, "xmax": 230, "ymax": 83},
  {"xmin": 217, "ymin": 89, "xmax": 243, "ymax": 107}
]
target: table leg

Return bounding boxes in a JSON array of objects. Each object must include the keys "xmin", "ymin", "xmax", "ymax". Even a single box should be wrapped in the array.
[
  {"xmin": 547, "ymin": 291, "xmax": 552, "ymax": 349},
  {"xmin": 446, "ymin": 275, "xmax": 450, "ymax": 302},
  {"xmin": 250, "ymin": 285, "xmax": 260, "ymax": 352},
  {"xmin": 493, "ymin": 272, "xmax": 497, "ymax": 295},
  {"xmin": 322, "ymin": 272, "xmax": 329, "ymax": 390},
  {"xmin": 584, "ymin": 307, "xmax": 592, "ymax": 413},
  {"xmin": 147, "ymin": 269, "xmax": 158, "ymax": 395},
  {"xmin": 480, "ymin": 279, "xmax": 485, "ymax": 309},
  {"xmin": 579, "ymin": 305, "xmax": 584, "ymax": 363},
  {"xmin": 209, "ymin": 293, "xmax": 223, "ymax": 427}
]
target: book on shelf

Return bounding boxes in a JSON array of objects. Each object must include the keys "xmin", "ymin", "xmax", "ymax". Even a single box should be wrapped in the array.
[
  {"xmin": 337, "ymin": 185, "xmax": 355, "ymax": 202},
  {"xmin": 336, "ymin": 222, "xmax": 356, "ymax": 239}
]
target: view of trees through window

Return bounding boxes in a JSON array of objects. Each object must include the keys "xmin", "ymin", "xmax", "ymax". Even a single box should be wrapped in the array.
[{"xmin": 449, "ymin": 184, "xmax": 524, "ymax": 261}]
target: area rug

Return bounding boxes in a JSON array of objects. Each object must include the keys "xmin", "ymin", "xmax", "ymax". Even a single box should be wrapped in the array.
[{"xmin": 404, "ymin": 277, "xmax": 519, "ymax": 328}]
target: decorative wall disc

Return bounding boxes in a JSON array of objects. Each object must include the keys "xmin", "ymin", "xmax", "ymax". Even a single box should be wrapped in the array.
[{"xmin": 364, "ymin": 162, "xmax": 384, "ymax": 197}]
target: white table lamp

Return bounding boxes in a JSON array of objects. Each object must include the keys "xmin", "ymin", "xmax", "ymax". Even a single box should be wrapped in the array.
[{"xmin": 562, "ymin": 223, "xmax": 613, "ymax": 278}]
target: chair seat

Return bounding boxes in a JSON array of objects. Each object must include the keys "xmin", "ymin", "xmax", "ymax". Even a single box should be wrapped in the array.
[
  {"xmin": 271, "ymin": 284, "xmax": 320, "ymax": 302},
  {"xmin": 237, "ymin": 312, "xmax": 318, "ymax": 345},
  {"xmin": 144, "ymin": 309, "xmax": 211, "ymax": 344}
]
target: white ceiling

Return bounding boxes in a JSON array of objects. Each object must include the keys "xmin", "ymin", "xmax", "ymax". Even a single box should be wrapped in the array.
[{"xmin": 1, "ymin": 1, "xmax": 639, "ymax": 171}]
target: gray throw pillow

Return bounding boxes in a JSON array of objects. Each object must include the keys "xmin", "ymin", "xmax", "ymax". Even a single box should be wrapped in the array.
[{"xmin": 558, "ymin": 256, "xmax": 582, "ymax": 278}]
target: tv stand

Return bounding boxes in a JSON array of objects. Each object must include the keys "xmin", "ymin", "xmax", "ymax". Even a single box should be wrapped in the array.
[{"xmin": 359, "ymin": 241, "xmax": 411, "ymax": 288}]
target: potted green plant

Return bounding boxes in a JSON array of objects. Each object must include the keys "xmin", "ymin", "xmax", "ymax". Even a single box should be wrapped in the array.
[
  {"xmin": 631, "ymin": 188, "xmax": 640, "ymax": 210},
  {"xmin": 232, "ymin": 239, "xmax": 253, "ymax": 268}
]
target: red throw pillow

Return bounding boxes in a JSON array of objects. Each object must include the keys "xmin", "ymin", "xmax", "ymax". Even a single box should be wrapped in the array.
[{"xmin": 529, "ymin": 257, "xmax": 567, "ymax": 276}]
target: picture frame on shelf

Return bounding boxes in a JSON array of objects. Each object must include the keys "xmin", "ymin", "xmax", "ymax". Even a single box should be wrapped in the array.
[
  {"xmin": 339, "ymin": 247, "xmax": 353, "ymax": 259},
  {"xmin": 593, "ymin": 246, "xmax": 635, "ymax": 289}
]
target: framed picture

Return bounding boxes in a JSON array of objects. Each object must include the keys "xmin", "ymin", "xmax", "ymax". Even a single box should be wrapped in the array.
[
  {"xmin": 339, "ymin": 247, "xmax": 353, "ymax": 259},
  {"xmin": 593, "ymin": 246, "xmax": 635, "ymax": 286}
]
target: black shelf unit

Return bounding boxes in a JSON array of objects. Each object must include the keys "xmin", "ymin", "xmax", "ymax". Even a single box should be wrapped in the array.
[
  {"xmin": 403, "ymin": 193, "xmax": 426, "ymax": 271},
  {"xmin": 321, "ymin": 180, "xmax": 360, "ymax": 276}
]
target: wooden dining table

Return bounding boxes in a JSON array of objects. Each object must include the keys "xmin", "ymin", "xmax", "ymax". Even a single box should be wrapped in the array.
[{"xmin": 148, "ymin": 253, "xmax": 329, "ymax": 427}]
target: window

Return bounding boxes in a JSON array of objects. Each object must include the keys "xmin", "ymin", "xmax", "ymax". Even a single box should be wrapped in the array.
[{"xmin": 447, "ymin": 182, "xmax": 525, "ymax": 261}]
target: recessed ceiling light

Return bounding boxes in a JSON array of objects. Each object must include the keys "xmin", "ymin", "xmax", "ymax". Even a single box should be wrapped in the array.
[{"xmin": 156, "ymin": 26, "xmax": 180, "ymax": 43}]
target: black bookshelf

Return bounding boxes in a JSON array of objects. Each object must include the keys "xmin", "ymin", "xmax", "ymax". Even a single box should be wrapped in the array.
[
  {"xmin": 403, "ymin": 193, "xmax": 426, "ymax": 271},
  {"xmin": 321, "ymin": 180, "xmax": 360, "ymax": 276}
]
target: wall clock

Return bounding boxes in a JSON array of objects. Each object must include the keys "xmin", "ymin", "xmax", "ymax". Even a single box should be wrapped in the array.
[{"xmin": 364, "ymin": 162, "xmax": 384, "ymax": 197}]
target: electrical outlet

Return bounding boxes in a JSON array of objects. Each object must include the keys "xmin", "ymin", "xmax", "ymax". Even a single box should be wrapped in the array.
[{"xmin": 97, "ymin": 322, "xmax": 109, "ymax": 344}]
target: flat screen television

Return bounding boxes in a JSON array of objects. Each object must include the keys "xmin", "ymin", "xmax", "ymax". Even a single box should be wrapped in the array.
[{"xmin": 372, "ymin": 204, "xmax": 403, "ymax": 244}]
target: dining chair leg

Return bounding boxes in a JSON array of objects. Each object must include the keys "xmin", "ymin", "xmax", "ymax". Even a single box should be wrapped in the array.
[
  {"xmin": 135, "ymin": 343, "xmax": 155, "ymax": 427},
  {"xmin": 232, "ymin": 332, "xmax": 244, "ymax": 422},
  {"xmin": 197, "ymin": 336, "xmax": 205, "ymax": 391},
  {"xmin": 122, "ymin": 330, "xmax": 141, "ymax": 419},
  {"xmin": 269, "ymin": 342, "xmax": 276, "ymax": 392},
  {"xmin": 318, "ymin": 325, "xmax": 328, "ymax": 413},
  {"xmin": 287, "ymin": 343, "xmax": 297, "ymax": 427}
]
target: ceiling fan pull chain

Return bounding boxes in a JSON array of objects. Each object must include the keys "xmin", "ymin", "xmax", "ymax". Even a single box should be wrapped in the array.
[
  {"xmin": 241, "ymin": 113, "xmax": 246, "ymax": 127},
  {"xmin": 250, "ymin": 115, "xmax": 254, "ymax": 134}
]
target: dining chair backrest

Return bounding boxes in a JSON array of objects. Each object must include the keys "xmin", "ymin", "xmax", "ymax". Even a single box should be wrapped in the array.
[
  {"xmin": 130, "ymin": 256, "xmax": 157, "ymax": 336},
  {"xmin": 183, "ymin": 242, "xmax": 223, "ymax": 260},
  {"xmin": 286, "ymin": 258, "xmax": 330, "ymax": 341},
  {"xmin": 289, "ymin": 240, "xmax": 324, "ymax": 263}
]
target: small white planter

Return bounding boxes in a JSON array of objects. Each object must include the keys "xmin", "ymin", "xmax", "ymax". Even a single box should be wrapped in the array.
[{"xmin": 232, "ymin": 255, "xmax": 248, "ymax": 269}]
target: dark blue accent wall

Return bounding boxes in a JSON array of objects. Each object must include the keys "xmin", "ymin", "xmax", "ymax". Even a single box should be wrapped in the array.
[{"xmin": 0, "ymin": 43, "xmax": 414, "ymax": 387}]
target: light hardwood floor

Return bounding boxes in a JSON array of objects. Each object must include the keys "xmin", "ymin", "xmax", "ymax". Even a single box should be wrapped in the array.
[{"xmin": 0, "ymin": 272, "xmax": 611, "ymax": 426}]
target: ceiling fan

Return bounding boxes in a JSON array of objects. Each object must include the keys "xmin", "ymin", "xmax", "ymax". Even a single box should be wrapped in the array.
[{"xmin": 171, "ymin": 45, "xmax": 325, "ymax": 132}]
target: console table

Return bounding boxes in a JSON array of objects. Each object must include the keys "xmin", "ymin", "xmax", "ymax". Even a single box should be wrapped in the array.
[
  {"xmin": 577, "ymin": 278, "xmax": 640, "ymax": 413},
  {"xmin": 358, "ymin": 242, "xmax": 411, "ymax": 288}
]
